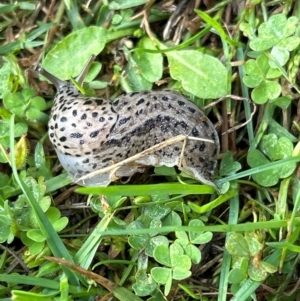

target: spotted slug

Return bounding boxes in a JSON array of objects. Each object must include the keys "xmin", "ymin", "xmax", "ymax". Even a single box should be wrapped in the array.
[{"xmin": 38, "ymin": 56, "xmax": 220, "ymax": 187}]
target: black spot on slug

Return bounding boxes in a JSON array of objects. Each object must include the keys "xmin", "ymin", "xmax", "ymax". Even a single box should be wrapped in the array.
[
  {"xmin": 119, "ymin": 116, "xmax": 131, "ymax": 125},
  {"xmin": 187, "ymin": 107, "xmax": 196, "ymax": 113},
  {"xmin": 136, "ymin": 98, "xmax": 145, "ymax": 106},
  {"xmin": 70, "ymin": 132, "xmax": 83, "ymax": 138},
  {"xmin": 192, "ymin": 127, "xmax": 199, "ymax": 137},
  {"xmin": 90, "ymin": 130, "xmax": 100, "ymax": 138},
  {"xmin": 199, "ymin": 143, "xmax": 206, "ymax": 152},
  {"xmin": 95, "ymin": 99, "xmax": 104, "ymax": 106},
  {"xmin": 84, "ymin": 100, "xmax": 93, "ymax": 105}
]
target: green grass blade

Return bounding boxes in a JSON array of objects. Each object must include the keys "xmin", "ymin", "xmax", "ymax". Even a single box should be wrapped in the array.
[
  {"xmin": 9, "ymin": 115, "xmax": 79, "ymax": 285},
  {"xmin": 76, "ymin": 183, "xmax": 216, "ymax": 196}
]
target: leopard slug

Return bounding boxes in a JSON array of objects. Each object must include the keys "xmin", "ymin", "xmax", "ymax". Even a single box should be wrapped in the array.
[{"xmin": 38, "ymin": 56, "xmax": 220, "ymax": 187}]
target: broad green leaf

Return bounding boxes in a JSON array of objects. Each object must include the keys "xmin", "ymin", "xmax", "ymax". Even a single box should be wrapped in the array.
[
  {"xmin": 42, "ymin": 27, "xmax": 108, "ymax": 80},
  {"xmin": 135, "ymin": 37, "xmax": 163, "ymax": 82},
  {"xmin": 124, "ymin": 49, "xmax": 152, "ymax": 91},
  {"xmin": 166, "ymin": 50, "xmax": 227, "ymax": 98}
]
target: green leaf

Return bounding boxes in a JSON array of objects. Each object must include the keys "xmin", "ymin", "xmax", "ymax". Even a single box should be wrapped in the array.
[
  {"xmin": 125, "ymin": 51, "xmax": 152, "ymax": 91},
  {"xmin": 250, "ymin": 15, "xmax": 298, "ymax": 51},
  {"xmin": 226, "ymin": 233, "xmax": 250, "ymax": 257},
  {"xmin": 228, "ymin": 268, "xmax": 247, "ymax": 284},
  {"xmin": 42, "ymin": 27, "xmax": 108, "ymax": 80},
  {"xmin": 219, "ymin": 151, "xmax": 242, "ymax": 176},
  {"xmin": 128, "ymin": 220, "xmax": 150, "ymax": 250},
  {"xmin": 154, "ymin": 245, "xmax": 171, "ymax": 266},
  {"xmin": 3, "ymin": 92, "xmax": 24, "ymax": 113},
  {"xmin": 132, "ymin": 270, "xmax": 157, "ymax": 297},
  {"xmin": 248, "ymin": 261, "xmax": 268, "ymax": 281},
  {"xmin": 0, "ymin": 210, "xmax": 13, "ymax": 243},
  {"xmin": 247, "ymin": 149, "xmax": 278, "ymax": 187},
  {"xmin": 188, "ymin": 219, "xmax": 212, "ymax": 244},
  {"xmin": 260, "ymin": 134, "xmax": 293, "ymax": 160},
  {"xmin": 251, "ymin": 80, "xmax": 281, "ymax": 104},
  {"xmin": 27, "ymin": 229, "xmax": 46, "ymax": 242},
  {"xmin": 30, "ymin": 96, "xmax": 47, "ymax": 110},
  {"xmin": 161, "ymin": 211, "xmax": 182, "ymax": 228},
  {"xmin": 144, "ymin": 204, "xmax": 171, "ymax": 220},
  {"xmin": 109, "ymin": 0, "xmax": 147, "ymax": 9},
  {"xmin": 151, "ymin": 267, "xmax": 171, "ymax": 284},
  {"xmin": 185, "ymin": 244, "xmax": 201, "ymax": 264},
  {"xmin": 166, "ymin": 50, "xmax": 227, "ymax": 98},
  {"xmin": 172, "ymin": 268, "xmax": 191, "ymax": 281},
  {"xmin": 245, "ymin": 232, "xmax": 263, "ymax": 257},
  {"xmin": 26, "ymin": 107, "xmax": 41, "ymax": 120},
  {"xmin": 145, "ymin": 236, "xmax": 169, "ymax": 257},
  {"xmin": 135, "ymin": 37, "xmax": 163, "ymax": 82},
  {"xmin": 269, "ymin": 46, "xmax": 289, "ymax": 67},
  {"xmin": 247, "ymin": 138, "xmax": 296, "ymax": 187},
  {"xmin": 269, "ymin": 96, "xmax": 292, "ymax": 109}
]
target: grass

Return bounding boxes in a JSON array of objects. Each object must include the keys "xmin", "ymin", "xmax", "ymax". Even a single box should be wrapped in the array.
[{"xmin": 0, "ymin": 1, "xmax": 300, "ymax": 301}]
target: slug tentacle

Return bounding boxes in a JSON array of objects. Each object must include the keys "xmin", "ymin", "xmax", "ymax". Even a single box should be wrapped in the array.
[{"xmin": 38, "ymin": 67, "xmax": 68, "ymax": 89}]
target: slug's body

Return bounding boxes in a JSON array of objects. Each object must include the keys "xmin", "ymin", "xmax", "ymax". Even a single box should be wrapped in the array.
[{"xmin": 39, "ymin": 58, "xmax": 219, "ymax": 186}]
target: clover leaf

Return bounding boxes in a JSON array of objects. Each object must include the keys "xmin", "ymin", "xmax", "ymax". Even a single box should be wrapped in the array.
[
  {"xmin": 247, "ymin": 134, "xmax": 296, "ymax": 187},
  {"xmin": 175, "ymin": 219, "xmax": 212, "ymax": 264},
  {"xmin": 3, "ymin": 88, "xmax": 46, "ymax": 120},
  {"xmin": 250, "ymin": 15, "xmax": 300, "ymax": 52},
  {"xmin": 219, "ymin": 151, "xmax": 242, "ymax": 176},
  {"xmin": 132, "ymin": 270, "xmax": 157, "ymax": 297},
  {"xmin": 151, "ymin": 243, "xmax": 191, "ymax": 295},
  {"xmin": 243, "ymin": 54, "xmax": 281, "ymax": 104},
  {"xmin": 226, "ymin": 232, "xmax": 277, "ymax": 282}
]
